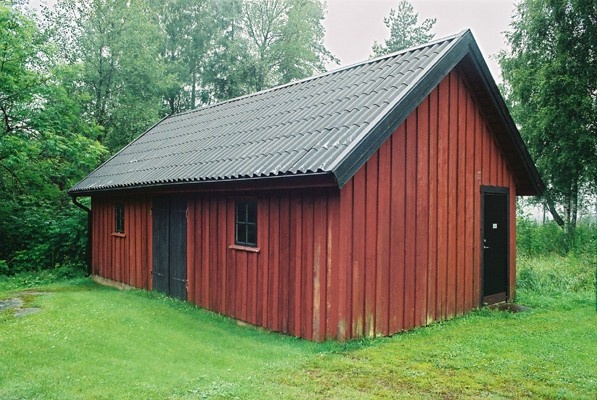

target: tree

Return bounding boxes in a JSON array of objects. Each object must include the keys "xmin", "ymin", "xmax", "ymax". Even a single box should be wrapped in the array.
[
  {"xmin": 371, "ymin": 0, "xmax": 436, "ymax": 56},
  {"xmin": 0, "ymin": 1, "xmax": 42, "ymax": 137},
  {"xmin": 44, "ymin": 0, "xmax": 168, "ymax": 152},
  {"xmin": 201, "ymin": 0, "xmax": 250, "ymax": 102},
  {"xmin": 1, "ymin": 2, "xmax": 105, "ymax": 273},
  {"xmin": 241, "ymin": 0, "xmax": 335, "ymax": 92},
  {"xmin": 499, "ymin": 0, "xmax": 597, "ymax": 240},
  {"xmin": 204, "ymin": 0, "xmax": 337, "ymax": 102},
  {"xmin": 152, "ymin": 0, "xmax": 215, "ymax": 114}
]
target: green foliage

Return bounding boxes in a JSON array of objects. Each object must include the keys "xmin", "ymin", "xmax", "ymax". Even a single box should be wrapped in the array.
[
  {"xmin": 499, "ymin": 0, "xmax": 597, "ymax": 231},
  {"xmin": 201, "ymin": 0, "xmax": 251, "ymax": 102},
  {"xmin": 0, "ymin": 3, "xmax": 45, "ymax": 133},
  {"xmin": 516, "ymin": 218, "xmax": 596, "ymax": 257},
  {"xmin": 0, "ymin": 3, "xmax": 106, "ymax": 275},
  {"xmin": 153, "ymin": 0, "xmax": 214, "ymax": 113},
  {"xmin": 0, "ymin": 265, "xmax": 85, "ymax": 292},
  {"xmin": 44, "ymin": 0, "xmax": 167, "ymax": 153},
  {"xmin": 371, "ymin": 0, "xmax": 436, "ymax": 56},
  {"xmin": 516, "ymin": 214, "xmax": 595, "ymax": 305},
  {"xmin": 1, "ymin": 197, "xmax": 90, "ymax": 274},
  {"xmin": 42, "ymin": 0, "xmax": 337, "ymax": 149},
  {"xmin": 240, "ymin": 0, "xmax": 335, "ymax": 92},
  {"xmin": 0, "ymin": 260, "xmax": 8, "ymax": 275},
  {"xmin": 203, "ymin": 0, "xmax": 336, "ymax": 102}
]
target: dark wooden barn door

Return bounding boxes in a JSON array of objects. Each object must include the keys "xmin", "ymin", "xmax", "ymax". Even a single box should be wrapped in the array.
[
  {"xmin": 152, "ymin": 197, "xmax": 187, "ymax": 300},
  {"xmin": 481, "ymin": 187, "xmax": 509, "ymax": 304}
]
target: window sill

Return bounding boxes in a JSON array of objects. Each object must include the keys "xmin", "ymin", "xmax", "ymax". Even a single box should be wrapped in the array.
[
  {"xmin": 111, "ymin": 232, "xmax": 126, "ymax": 238},
  {"xmin": 228, "ymin": 244, "xmax": 260, "ymax": 253}
]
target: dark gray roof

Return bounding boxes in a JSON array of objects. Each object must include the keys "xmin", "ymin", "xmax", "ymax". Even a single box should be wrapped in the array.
[{"xmin": 69, "ymin": 30, "xmax": 543, "ymax": 196}]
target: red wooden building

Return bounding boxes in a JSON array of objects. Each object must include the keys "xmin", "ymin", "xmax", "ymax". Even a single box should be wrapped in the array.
[{"xmin": 70, "ymin": 31, "xmax": 543, "ymax": 341}]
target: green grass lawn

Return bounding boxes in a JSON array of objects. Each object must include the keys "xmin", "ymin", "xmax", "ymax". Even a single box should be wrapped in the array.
[{"xmin": 1, "ymin": 277, "xmax": 596, "ymax": 399}]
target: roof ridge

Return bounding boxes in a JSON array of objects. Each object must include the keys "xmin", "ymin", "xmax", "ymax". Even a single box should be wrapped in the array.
[
  {"xmin": 325, "ymin": 30, "xmax": 473, "ymax": 182},
  {"xmin": 171, "ymin": 30, "xmax": 471, "ymax": 120},
  {"xmin": 366, "ymin": 29, "xmax": 470, "ymax": 64}
]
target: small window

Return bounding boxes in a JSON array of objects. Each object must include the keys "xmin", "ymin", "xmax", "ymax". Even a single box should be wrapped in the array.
[
  {"xmin": 115, "ymin": 203, "xmax": 125, "ymax": 233},
  {"xmin": 235, "ymin": 200, "xmax": 257, "ymax": 247}
]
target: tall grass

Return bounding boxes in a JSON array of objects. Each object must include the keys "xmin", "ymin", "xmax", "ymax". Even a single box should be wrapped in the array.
[
  {"xmin": 516, "ymin": 218, "xmax": 596, "ymax": 307},
  {"xmin": 517, "ymin": 255, "xmax": 594, "ymax": 294}
]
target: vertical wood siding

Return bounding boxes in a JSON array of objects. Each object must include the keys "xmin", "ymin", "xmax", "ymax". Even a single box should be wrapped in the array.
[
  {"xmin": 92, "ymin": 191, "xmax": 333, "ymax": 341},
  {"xmin": 89, "ymin": 68, "xmax": 517, "ymax": 342},
  {"xmin": 185, "ymin": 190, "xmax": 334, "ymax": 341},
  {"xmin": 91, "ymin": 197, "xmax": 152, "ymax": 290},
  {"xmin": 321, "ymin": 69, "xmax": 517, "ymax": 340}
]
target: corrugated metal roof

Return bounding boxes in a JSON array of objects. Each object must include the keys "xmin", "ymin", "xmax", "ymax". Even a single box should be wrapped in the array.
[{"xmin": 69, "ymin": 30, "xmax": 543, "ymax": 195}]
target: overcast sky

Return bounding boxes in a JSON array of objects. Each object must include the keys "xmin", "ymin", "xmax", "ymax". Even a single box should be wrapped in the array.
[
  {"xmin": 323, "ymin": 0, "xmax": 517, "ymax": 82},
  {"xmin": 29, "ymin": 0, "xmax": 516, "ymax": 82}
]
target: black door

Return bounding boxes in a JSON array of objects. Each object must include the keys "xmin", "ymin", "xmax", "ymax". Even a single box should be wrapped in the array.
[
  {"xmin": 152, "ymin": 197, "xmax": 187, "ymax": 300},
  {"xmin": 482, "ymin": 188, "xmax": 509, "ymax": 304}
]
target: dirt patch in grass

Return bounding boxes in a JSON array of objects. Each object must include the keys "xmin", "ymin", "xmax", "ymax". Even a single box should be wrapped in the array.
[
  {"xmin": 0, "ymin": 291, "xmax": 48, "ymax": 317},
  {"xmin": 488, "ymin": 302, "xmax": 532, "ymax": 313},
  {"xmin": 0, "ymin": 297, "xmax": 23, "ymax": 311}
]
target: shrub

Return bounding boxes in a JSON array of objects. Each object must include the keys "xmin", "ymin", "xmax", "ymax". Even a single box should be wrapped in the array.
[
  {"xmin": 1, "ymin": 202, "xmax": 88, "ymax": 276},
  {"xmin": 0, "ymin": 264, "xmax": 86, "ymax": 291},
  {"xmin": 517, "ymin": 218, "xmax": 596, "ymax": 258},
  {"xmin": 0, "ymin": 260, "xmax": 8, "ymax": 275}
]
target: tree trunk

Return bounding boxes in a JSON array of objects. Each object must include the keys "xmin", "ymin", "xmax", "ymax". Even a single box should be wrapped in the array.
[
  {"xmin": 169, "ymin": 97, "xmax": 175, "ymax": 115},
  {"xmin": 545, "ymin": 181, "xmax": 581, "ymax": 252},
  {"xmin": 191, "ymin": 70, "xmax": 196, "ymax": 110},
  {"xmin": 570, "ymin": 180, "xmax": 578, "ymax": 230},
  {"xmin": 545, "ymin": 195, "xmax": 565, "ymax": 228}
]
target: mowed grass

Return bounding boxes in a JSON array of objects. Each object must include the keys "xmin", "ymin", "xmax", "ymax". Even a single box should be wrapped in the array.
[
  {"xmin": 275, "ymin": 292, "xmax": 597, "ymax": 399},
  {"xmin": 1, "ymin": 274, "xmax": 596, "ymax": 399},
  {"xmin": 0, "ymin": 281, "xmax": 320, "ymax": 399}
]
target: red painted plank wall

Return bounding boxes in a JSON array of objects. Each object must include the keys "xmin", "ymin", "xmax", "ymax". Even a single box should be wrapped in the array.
[
  {"xmin": 186, "ymin": 189, "xmax": 335, "ymax": 340},
  {"xmin": 320, "ymin": 69, "xmax": 517, "ymax": 340},
  {"xmin": 91, "ymin": 197, "xmax": 152, "ymax": 290},
  {"xmin": 91, "ymin": 189, "xmax": 336, "ymax": 341}
]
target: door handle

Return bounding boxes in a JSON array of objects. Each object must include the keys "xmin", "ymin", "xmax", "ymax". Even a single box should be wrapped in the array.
[{"xmin": 483, "ymin": 245, "xmax": 490, "ymax": 249}]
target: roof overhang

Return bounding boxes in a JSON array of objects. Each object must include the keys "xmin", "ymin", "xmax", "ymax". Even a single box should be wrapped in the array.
[
  {"xmin": 69, "ymin": 171, "xmax": 338, "ymax": 198},
  {"xmin": 455, "ymin": 52, "xmax": 544, "ymax": 196}
]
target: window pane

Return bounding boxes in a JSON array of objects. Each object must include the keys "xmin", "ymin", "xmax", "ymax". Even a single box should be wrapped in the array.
[
  {"xmin": 115, "ymin": 203, "xmax": 124, "ymax": 233},
  {"xmin": 247, "ymin": 223, "xmax": 256, "ymax": 245},
  {"xmin": 236, "ymin": 223, "xmax": 246, "ymax": 245},
  {"xmin": 236, "ymin": 202, "xmax": 245, "ymax": 223},
  {"xmin": 247, "ymin": 202, "xmax": 257, "ymax": 223},
  {"xmin": 234, "ymin": 200, "xmax": 257, "ymax": 247}
]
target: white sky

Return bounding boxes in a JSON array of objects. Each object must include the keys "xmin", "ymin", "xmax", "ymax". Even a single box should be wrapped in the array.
[
  {"xmin": 29, "ymin": 0, "xmax": 516, "ymax": 82},
  {"xmin": 323, "ymin": 0, "xmax": 517, "ymax": 82}
]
